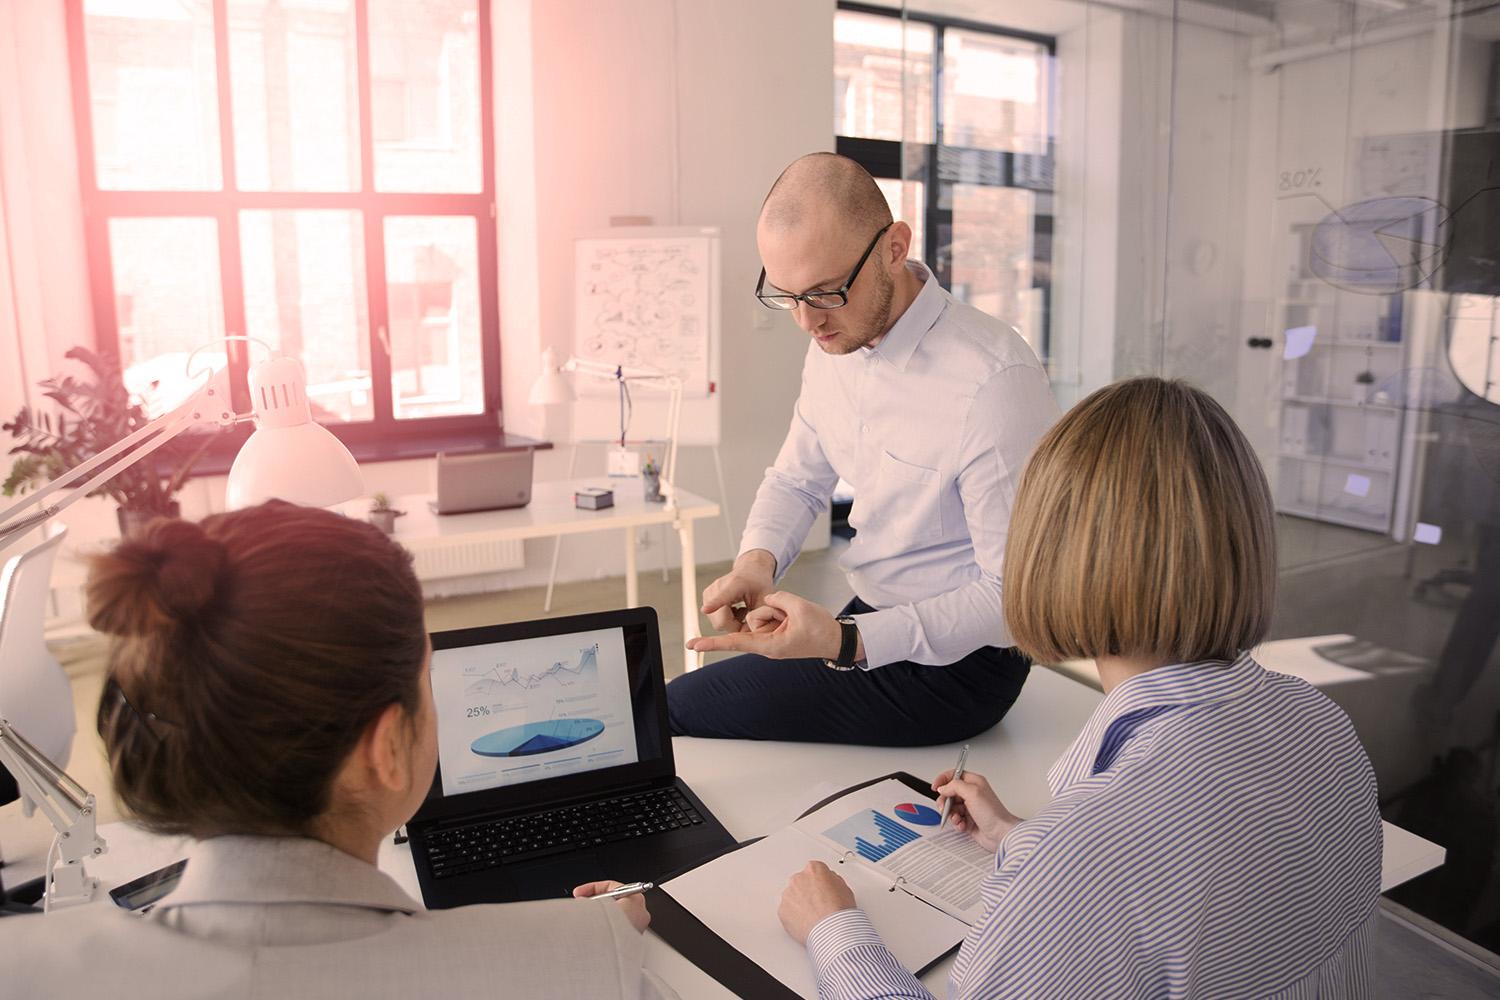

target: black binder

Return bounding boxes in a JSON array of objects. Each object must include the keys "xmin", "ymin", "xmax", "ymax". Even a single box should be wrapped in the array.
[{"xmin": 646, "ymin": 771, "xmax": 956, "ymax": 999}]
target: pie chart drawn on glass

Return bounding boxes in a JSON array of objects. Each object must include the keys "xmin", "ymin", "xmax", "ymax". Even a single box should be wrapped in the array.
[
  {"xmin": 893, "ymin": 802, "xmax": 942, "ymax": 826},
  {"xmin": 471, "ymin": 718, "xmax": 606, "ymax": 758},
  {"xmin": 1309, "ymin": 196, "xmax": 1451, "ymax": 294}
]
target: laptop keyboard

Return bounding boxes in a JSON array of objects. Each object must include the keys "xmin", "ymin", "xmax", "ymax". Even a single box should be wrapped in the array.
[{"xmin": 423, "ymin": 787, "xmax": 707, "ymax": 880}]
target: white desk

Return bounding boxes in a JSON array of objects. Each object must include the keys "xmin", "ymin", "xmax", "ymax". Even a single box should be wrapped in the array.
[
  {"xmin": 340, "ymin": 479, "xmax": 720, "ymax": 674},
  {"xmin": 49, "ymin": 668, "xmax": 1444, "ymax": 999},
  {"xmin": 1050, "ymin": 634, "xmax": 1393, "ymax": 691}
]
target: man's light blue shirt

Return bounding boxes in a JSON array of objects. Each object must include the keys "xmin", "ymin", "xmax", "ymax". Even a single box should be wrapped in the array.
[{"xmin": 738, "ymin": 261, "xmax": 1059, "ymax": 668}]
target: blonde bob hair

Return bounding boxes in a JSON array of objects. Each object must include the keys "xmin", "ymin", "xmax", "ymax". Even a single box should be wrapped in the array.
[{"xmin": 1003, "ymin": 377, "xmax": 1276, "ymax": 665}]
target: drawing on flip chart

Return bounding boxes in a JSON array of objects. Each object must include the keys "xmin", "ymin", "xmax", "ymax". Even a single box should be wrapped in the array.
[{"xmin": 574, "ymin": 229, "xmax": 719, "ymax": 399}]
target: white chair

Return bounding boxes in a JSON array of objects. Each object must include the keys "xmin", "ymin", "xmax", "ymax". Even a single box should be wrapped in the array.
[{"xmin": 0, "ymin": 524, "xmax": 75, "ymax": 815}]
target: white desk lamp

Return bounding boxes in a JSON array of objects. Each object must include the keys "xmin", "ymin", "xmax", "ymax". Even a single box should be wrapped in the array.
[
  {"xmin": 0, "ymin": 351, "xmax": 362, "ymax": 555},
  {"xmin": 529, "ymin": 348, "xmax": 684, "ymax": 511},
  {"xmin": 0, "ymin": 346, "xmax": 364, "ymax": 908}
]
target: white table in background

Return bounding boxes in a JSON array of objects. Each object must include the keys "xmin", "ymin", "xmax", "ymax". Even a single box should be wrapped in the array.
[
  {"xmin": 1049, "ymin": 633, "xmax": 1417, "ymax": 691},
  {"xmin": 341, "ymin": 479, "xmax": 720, "ymax": 675},
  {"xmin": 63, "ymin": 668, "xmax": 1445, "ymax": 999}
]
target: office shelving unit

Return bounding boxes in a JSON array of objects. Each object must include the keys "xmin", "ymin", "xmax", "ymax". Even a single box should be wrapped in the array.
[{"xmin": 1274, "ymin": 232, "xmax": 1409, "ymax": 533}]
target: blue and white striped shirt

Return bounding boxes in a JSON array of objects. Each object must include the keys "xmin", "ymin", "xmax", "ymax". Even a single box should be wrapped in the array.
[{"xmin": 805, "ymin": 654, "xmax": 1382, "ymax": 998}]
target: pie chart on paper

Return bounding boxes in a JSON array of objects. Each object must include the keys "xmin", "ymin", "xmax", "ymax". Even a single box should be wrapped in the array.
[{"xmin": 893, "ymin": 802, "xmax": 942, "ymax": 826}]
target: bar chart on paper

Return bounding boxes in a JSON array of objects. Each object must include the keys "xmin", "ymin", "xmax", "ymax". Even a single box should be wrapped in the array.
[{"xmin": 823, "ymin": 810, "xmax": 922, "ymax": 863}]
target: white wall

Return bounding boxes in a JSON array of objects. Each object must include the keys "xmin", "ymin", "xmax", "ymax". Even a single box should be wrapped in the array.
[
  {"xmin": 1152, "ymin": 19, "xmax": 1254, "ymax": 406},
  {"xmin": 0, "ymin": 0, "xmax": 111, "ymax": 590},
  {"xmin": 1049, "ymin": 4, "xmax": 1257, "ymax": 411},
  {"xmin": 1050, "ymin": 7, "xmax": 1123, "ymax": 410},
  {"xmin": 493, "ymin": 0, "xmax": 834, "ymax": 589},
  {"xmin": 0, "ymin": 1, "xmax": 94, "ymax": 430}
]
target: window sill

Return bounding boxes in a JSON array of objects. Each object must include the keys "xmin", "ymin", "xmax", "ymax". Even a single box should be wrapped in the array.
[{"xmin": 183, "ymin": 429, "xmax": 552, "ymax": 480}]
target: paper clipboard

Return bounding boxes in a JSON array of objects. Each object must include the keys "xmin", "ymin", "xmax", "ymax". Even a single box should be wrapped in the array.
[{"xmin": 647, "ymin": 771, "xmax": 955, "ymax": 1000}]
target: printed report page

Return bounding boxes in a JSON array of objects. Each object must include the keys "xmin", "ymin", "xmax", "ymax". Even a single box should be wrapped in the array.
[
  {"xmin": 794, "ymin": 778, "xmax": 996, "ymax": 922},
  {"xmin": 663, "ymin": 825, "xmax": 967, "ymax": 1000}
]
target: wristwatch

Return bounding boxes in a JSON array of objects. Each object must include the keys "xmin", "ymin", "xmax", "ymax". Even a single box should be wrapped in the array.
[{"xmin": 822, "ymin": 615, "xmax": 865, "ymax": 671}]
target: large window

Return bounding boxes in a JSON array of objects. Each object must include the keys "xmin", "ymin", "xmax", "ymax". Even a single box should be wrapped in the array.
[
  {"xmin": 66, "ymin": 0, "xmax": 498, "ymax": 451},
  {"xmin": 835, "ymin": 3, "xmax": 1054, "ymax": 360}
]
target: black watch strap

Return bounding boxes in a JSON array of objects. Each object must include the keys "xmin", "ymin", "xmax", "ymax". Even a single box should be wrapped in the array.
[{"xmin": 827, "ymin": 616, "xmax": 860, "ymax": 670}]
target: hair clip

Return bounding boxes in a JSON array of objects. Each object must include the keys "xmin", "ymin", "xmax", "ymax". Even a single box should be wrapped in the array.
[{"xmin": 106, "ymin": 676, "xmax": 176, "ymax": 744}]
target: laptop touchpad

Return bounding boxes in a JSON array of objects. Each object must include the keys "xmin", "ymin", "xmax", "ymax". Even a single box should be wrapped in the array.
[{"xmin": 506, "ymin": 849, "xmax": 608, "ymax": 900}]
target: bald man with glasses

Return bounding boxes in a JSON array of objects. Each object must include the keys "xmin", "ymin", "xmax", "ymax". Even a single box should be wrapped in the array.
[{"xmin": 667, "ymin": 152, "xmax": 1060, "ymax": 746}]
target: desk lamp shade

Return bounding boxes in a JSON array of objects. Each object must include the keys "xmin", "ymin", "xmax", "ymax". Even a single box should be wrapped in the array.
[
  {"xmin": 528, "ymin": 348, "xmax": 576, "ymax": 405},
  {"xmin": 225, "ymin": 356, "xmax": 363, "ymax": 510}
]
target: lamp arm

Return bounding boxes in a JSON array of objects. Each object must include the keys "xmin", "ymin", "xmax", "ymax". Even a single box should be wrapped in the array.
[
  {"xmin": 0, "ymin": 721, "xmax": 88, "ymax": 837},
  {"xmin": 562, "ymin": 357, "xmax": 626, "ymax": 381},
  {"xmin": 551, "ymin": 358, "xmax": 681, "ymax": 508},
  {"xmin": 0, "ymin": 370, "xmax": 239, "ymax": 554},
  {"xmin": 0, "ymin": 720, "xmax": 104, "ymax": 909},
  {"xmin": 562, "ymin": 357, "xmax": 675, "ymax": 385}
]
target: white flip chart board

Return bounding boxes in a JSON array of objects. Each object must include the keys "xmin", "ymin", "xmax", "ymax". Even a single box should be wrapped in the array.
[{"xmin": 572, "ymin": 226, "xmax": 721, "ymax": 446}]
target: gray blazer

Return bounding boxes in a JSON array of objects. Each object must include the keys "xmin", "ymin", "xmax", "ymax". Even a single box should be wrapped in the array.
[{"xmin": 2, "ymin": 835, "xmax": 678, "ymax": 999}]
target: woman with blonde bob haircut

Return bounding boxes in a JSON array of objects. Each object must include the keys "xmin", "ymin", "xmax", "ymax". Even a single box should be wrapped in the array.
[
  {"xmin": 1005, "ymin": 375, "xmax": 1276, "ymax": 668},
  {"xmin": 778, "ymin": 377, "xmax": 1383, "ymax": 999}
]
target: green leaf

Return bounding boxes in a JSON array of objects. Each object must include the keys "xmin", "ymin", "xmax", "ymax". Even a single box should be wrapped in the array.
[
  {"xmin": 4, "ymin": 345, "xmax": 203, "ymax": 509},
  {"xmin": 3, "ymin": 454, "xmax": 43, "ymax": 497}
]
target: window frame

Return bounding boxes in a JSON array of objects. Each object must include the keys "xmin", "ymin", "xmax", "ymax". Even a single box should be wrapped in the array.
[
  {"xmin": 835, "ymin": 1, "xmax": 1056, "ymax": 360},
  {"xmin": 64, "ymin": 0, "xmax": 502, "ymax": 462}
]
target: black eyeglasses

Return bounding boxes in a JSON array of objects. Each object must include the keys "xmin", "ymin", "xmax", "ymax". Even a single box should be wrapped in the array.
[{"xmin": 755, "ymin": 223, "xmax": 893, "ymax": 311}]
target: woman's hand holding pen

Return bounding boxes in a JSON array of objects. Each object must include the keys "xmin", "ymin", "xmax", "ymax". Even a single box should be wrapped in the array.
[
  {"xmin": 932, "ymin": 770, "xmax": 1022, "ymax": 853},
  {"xmin": 573, "ymin": 880, "xmax": 651, "ymax": 933}
]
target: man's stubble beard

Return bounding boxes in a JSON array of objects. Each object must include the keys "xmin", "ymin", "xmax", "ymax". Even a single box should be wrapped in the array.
[{"xmin": 825, "ymin": 266, "xmax": 894, "ymax": 356}]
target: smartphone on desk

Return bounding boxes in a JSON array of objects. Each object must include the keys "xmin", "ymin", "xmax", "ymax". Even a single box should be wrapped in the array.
[{"xmin": 108, "ymin": 858, "xmax": 188, "ymax": 912}]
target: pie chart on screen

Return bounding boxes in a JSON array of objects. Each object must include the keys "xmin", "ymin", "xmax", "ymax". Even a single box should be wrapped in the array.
[
  {"xmin": 894, "ymin": 802, "xmax": 941, "ymax": 826},
  {"xmin": 470, "ymin": 718, "xmax": 605, "ymax": 758}
]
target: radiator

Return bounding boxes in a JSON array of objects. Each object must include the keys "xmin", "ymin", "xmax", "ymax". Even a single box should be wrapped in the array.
[{"xmin": 408, "ymin": 537, "xmax": 524, "ymax": 581}]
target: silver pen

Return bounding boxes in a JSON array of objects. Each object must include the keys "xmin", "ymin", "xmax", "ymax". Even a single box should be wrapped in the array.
[
  {"xmin": 937, "ymin": 743, "xmax": 970, "ymax": 828},
  {"xmin": 594, "ymin": 881, "xmax": 654, "ymax": 900}
]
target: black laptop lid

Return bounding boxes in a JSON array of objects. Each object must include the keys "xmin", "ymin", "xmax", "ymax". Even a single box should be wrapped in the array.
[{"xmin": 413, "ymin": 607, "xmax": 675, "ymax": 825}]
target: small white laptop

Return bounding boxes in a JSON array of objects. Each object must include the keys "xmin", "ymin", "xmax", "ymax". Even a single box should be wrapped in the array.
[{"xmin": 429, "ymin": 449, "xmax": 534, "ymax": 515}]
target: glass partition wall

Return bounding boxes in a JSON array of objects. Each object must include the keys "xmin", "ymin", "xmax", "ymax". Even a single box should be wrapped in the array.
[{"xmin": 841, "ymin": 0, "xmax": 1500, "ymax": 956}]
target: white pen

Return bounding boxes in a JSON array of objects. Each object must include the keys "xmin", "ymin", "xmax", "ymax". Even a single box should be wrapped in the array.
[
  {"xmin": 937, "ymin": 743, "xmax": 970, "ymax": 828},
  {"xmin": 593, "ymin": 881, "xmax": 654, "ymax": 900}
]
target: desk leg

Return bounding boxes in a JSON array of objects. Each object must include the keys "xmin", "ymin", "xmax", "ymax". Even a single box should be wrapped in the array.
[
  {"xmin": 678, "ymin": 519, "xmax": 702, "ymax": 673},
  {"xmin": 625, "ymin": 525, "xmax": 639, "ymax": 609}
]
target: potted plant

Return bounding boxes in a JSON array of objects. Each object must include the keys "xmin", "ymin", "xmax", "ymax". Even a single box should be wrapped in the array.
[
  {"xmin": 3, "ymin": 347, "xmax": 214, "ymax": 537},
  {"xmin": 368, "ymin": 492, "xmax": 405, "ymax": 534}
]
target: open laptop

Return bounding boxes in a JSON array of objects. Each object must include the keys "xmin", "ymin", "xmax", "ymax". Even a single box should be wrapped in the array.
[
  {"xmin": 409, "ymin": 607, "xmax": 736, "ymax": 909},
  {"xmin": 428, "ymin": 449, "xmax": 533, "ymax": 515}
]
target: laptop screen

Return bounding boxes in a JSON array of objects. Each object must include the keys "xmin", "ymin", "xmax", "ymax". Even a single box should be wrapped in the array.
[{"xmin": 420, "ymin": 609, "xmax": 672, "ymax": 817}]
